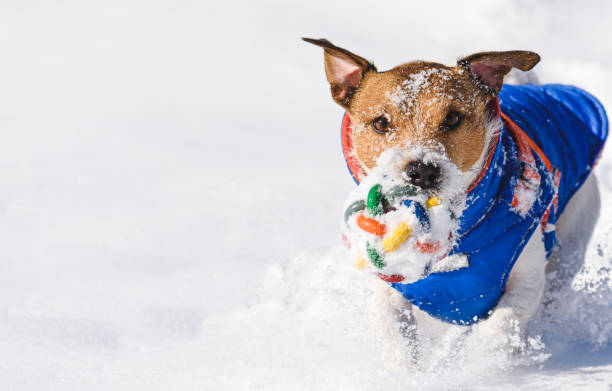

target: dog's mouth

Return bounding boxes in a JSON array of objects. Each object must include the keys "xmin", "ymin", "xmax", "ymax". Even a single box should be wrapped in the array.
[
  {"xmin": 353, "ymin": 146, "xmax": 468, "ymax": 284},
  {"xmin": 342, "ymin": 144, "xmax": 472, "ymax": 285}
]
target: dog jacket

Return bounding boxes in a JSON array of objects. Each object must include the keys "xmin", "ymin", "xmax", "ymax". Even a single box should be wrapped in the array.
[{"xmin": 341, "ymin": 84, "xmax": 608, "ymax": 324}]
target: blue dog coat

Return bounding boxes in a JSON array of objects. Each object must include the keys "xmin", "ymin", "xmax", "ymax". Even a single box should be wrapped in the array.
[{"xmin": 341, "ymin": 84, "xmax": 608, "ymax": 324}]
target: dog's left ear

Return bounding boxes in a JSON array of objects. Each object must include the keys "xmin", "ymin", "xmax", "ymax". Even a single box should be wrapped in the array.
[{"xmin": 458, "ymin": 51, "xmax": 540, "ymax": 95}]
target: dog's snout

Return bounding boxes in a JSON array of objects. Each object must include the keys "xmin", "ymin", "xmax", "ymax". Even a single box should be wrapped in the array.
[{"xmin": 405, "ymin": 161, "xmax": 441, "ymax": 190}]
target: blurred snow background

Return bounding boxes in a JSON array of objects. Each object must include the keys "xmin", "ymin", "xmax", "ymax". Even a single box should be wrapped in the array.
[{"xmin": 0, "ymin": 0, "xmax": 611, "ymax": 389}]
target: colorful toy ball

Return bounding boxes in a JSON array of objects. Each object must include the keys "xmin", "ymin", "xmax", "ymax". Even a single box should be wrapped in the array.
[{"xmin": 342, "ymin": 179, "xmax": 459, "ymax": 283}]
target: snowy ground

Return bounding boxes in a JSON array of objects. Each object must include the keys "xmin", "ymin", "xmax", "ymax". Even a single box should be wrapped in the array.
[{"xmin": 0, "ymin": 0, "xmax": 611, "ymax": 390}]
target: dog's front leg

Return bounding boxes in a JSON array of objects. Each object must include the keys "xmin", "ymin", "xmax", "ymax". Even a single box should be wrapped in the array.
[
  {"xmin": 474, "ymin": 229, "xmax": 547, "ymax": 342},
  {"xmin": 366, "ymin": 277, "xmax": 417, "ymax": 366}
]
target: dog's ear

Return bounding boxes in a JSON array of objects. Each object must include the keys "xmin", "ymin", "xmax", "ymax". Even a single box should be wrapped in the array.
[
  {"xmin": 302, "ymin": 37, "xmax": 377, "ymax": 108},
  {"xmin": 458, "ymin": 51, "xmax": 540, "ymax": 95}
]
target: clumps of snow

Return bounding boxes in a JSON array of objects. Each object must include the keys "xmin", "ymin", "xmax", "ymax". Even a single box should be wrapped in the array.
[
  {"xmin": 430, "ymin": 253, "xmax": 469, "ymax": 273},
  {"xmin": 194, "ymin": 216, "xmax": 612, "ymax": 389},
  {"xmin": 341, "ymin": 145, "xmax": 466, "ymax": 283},
  {"xmin": 386, "ymin": 68, "xmax": 453, "ymax": 115},
  {"xmin": 534, "ymin": 232, "xmax": 612, "ymax": 350},
  {"xmin": 511, "ymin": 180, "xmax": 539, "ymax": 217},
  {"xmin": 197, "ymin": 246, "xmax": 554, "ymax": 390}
]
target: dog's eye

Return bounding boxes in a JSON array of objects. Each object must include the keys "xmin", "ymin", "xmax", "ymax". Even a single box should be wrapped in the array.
[
  {"xmin": 372, "ymin": 116, "xmax": 390, "ymax": 134},
  {"xmin": 442, "ymin": 111, "xmax": 463, "ymax": 131}
]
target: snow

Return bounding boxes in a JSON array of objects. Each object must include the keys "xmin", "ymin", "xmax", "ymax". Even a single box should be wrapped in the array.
[
  {"xmin": 0, "ymin": 0, "xmax": 611, "ymax": 390},
  {"xmin": 387, "ymin": 68, "xmax": 453, "ymax": 115}
]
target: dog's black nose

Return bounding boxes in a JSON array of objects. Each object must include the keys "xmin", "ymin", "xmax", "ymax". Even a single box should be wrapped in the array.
[{"xmin": 405, "ymin": 161, "xmax": 440, "ymax": 190}]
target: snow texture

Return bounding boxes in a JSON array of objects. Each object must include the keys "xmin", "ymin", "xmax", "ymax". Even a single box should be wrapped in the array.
[
  {"xmin": 387, "ymin": 68, "xmax": 453, "ymax": 115},
  {"xmin": 0, "ymin": 1, "xmax": 611, "ymax": 390}
]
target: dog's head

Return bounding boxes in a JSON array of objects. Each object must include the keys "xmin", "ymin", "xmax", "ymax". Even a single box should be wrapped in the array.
[{"xmin": 304, "ymin": 38, "xmax": 539, "ymax": 192}]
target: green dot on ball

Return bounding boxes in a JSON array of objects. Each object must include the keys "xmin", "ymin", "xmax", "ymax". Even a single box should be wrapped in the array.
[{"xmin": 367, "ymin": 184, "xmax": 384, "ymax": 215}]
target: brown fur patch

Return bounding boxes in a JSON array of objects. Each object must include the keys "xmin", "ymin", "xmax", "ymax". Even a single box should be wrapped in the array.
[{"xmin": 348, "ymin": 62, "xmax": 491, "ymax": 172}]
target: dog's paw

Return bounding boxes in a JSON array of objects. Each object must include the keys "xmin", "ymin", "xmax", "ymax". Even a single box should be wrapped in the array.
[
  {"xmin": 471, "ymin": 307, "xmax": 525, "ymax": 354},
  {"xmin": 477, "ymin": 307, "xmax": 520, "ymax": 335}
]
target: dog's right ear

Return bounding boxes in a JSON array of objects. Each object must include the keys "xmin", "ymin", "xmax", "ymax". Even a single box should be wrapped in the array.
[{"xmin": 302, "ymin": 38, "xmax": 376, "ymax": 108}]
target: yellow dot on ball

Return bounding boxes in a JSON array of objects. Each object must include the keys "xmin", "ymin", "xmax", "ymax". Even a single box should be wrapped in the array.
[
  {"xmin": 354, "ymin": 257, "xmax": 368, "ymax": 269},
  {"xmin": 426, "ymin": 197, "xmax": 441, "ymax": 209},
  {"xmin": 383, "ymin": 222, "xmax": 412, "ymax": 252}
]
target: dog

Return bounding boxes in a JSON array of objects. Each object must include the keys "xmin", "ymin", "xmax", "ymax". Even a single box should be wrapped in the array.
[{"xmin": 303, "ymin": 38, "xmax": 608, "ymax": 344}]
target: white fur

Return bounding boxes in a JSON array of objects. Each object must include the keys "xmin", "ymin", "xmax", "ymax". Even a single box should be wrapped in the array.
[{"xmin": 462, "ymin": 110, "xmax": 501, "ymax": 188}]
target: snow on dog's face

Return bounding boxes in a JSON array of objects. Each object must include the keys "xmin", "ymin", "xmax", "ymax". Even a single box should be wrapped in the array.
[
  {"xmin": 342, "ymin": 147, "xmax": 466, "ymax": 283},
  {"xmin": 303, "ymin": 38, "xmax": 539, "ymax": 190}
]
